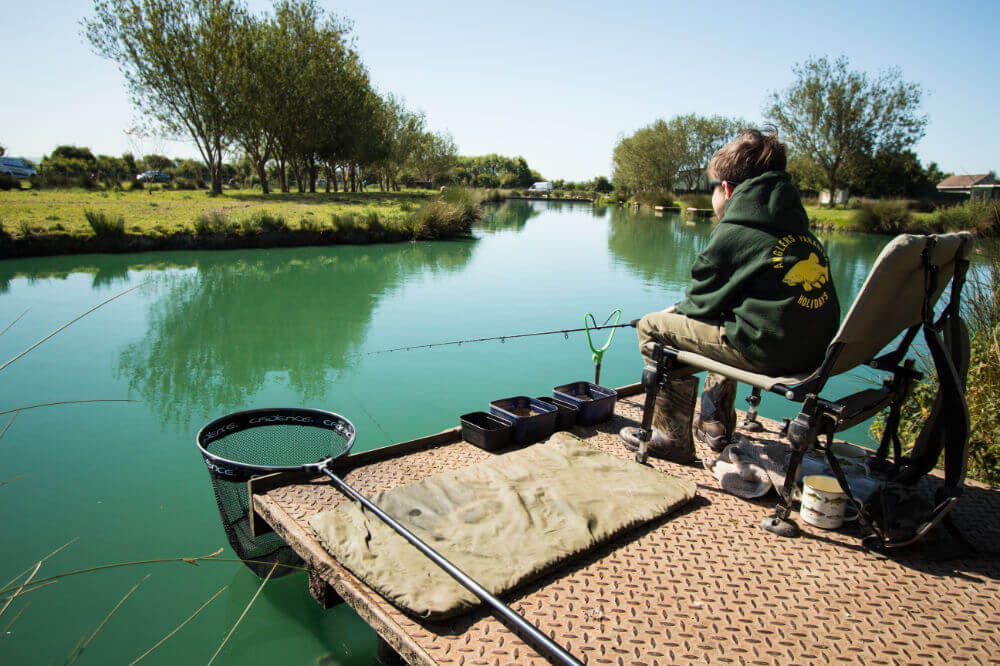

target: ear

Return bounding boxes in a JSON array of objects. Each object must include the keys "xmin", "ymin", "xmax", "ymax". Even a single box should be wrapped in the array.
[{"xmin": 723, "ymin": 181, "xmax": 736, "ymax": 201}]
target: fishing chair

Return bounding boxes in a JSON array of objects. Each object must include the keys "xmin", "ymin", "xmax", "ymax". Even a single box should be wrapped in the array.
[{"xmin": 633, "ymin": 232, "xmax": 975, "ymax": 551}]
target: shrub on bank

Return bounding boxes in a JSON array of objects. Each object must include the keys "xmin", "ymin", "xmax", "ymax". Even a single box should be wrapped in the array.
[
  {"xmin": 678, "ymin": 193, "xmax": 712, "ymax": 210},
  {"xmin": 84, "ymin": 209, "xmax": 125, "ymax": 237},
  {"xmin": 634, "ymin": 191, "xmax": 677, "ymax": 208},
  {"xmin": 933, "ymin": 200, "xmax": 1000, "ymax": 236},
  {"xmin": 852, "ymin": 200, "xmax": 912, "ymax": 234},
  {"xmin": 407, "ymin": 187, "xmax": 481, "ymax": 239},
  {"xmin": 194, "ymin": 210, "xmax": 237, "ymax": 235},
  {"xmin": 239, "ymin": 210, "xmax": 288, "ymax": 234}
]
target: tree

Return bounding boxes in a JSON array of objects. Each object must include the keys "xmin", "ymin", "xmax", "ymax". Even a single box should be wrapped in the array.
[
  {"xmin": 407, "ymin": 131, "xmax": 458, "ymax": 184},
  {"xmin": 611, "ymin": 120, "xmax": 683, "ymax": 193},
  {"xmin": 611, "ymin": 114, "xmax": 744, "ymax": 194},
  {"xmin": 85, "ymin": 0, "xmax": 249, "ymax": 193},
  {"xmin": 765, "ymin": 55, "xmax": 927, "ymax": 205},
  {"xmin": 670, "ymin": 114, "xmax": 745, "ymax": 190},
  {"xmin": 141, "ymin": 154, "xmax": 173, "ymax": 171},
  {"xmin": 591, "ymin": 176, "xmax": 613, "ymax": 193},
  {"xmin": 850, "ymin": 149, "xmax": 942, "ymax": 199}
]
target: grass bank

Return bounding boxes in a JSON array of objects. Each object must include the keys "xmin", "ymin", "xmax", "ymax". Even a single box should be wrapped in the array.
[
  {"xmin": 0, "ymin": 187, "xmax": 485, "ymax": 258},
  {"xmin": 807, "ymin": 200, "xmax": 999, "ymax": 236}
]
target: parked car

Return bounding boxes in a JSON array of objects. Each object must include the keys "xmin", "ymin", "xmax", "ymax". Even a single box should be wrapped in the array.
[
  {"xmin": 528, "ymin": 181, "xmax": 553, "ymax": 193},
  {"xmin": 0, "ymin": 157, "xmax": 37, "ymax": 178},
  {"xmin": 136, "ymin": 170, "xmax": 171, "ymax": 183}
]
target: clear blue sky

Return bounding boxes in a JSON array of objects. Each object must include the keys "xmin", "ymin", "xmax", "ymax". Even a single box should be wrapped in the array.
[{"xmin": 3, "ymin": 0, "xmax": 997, "ymax": 181}]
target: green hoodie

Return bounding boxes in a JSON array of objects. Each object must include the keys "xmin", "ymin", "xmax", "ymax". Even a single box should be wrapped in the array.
[{"xmin": 675, "ymin": 171, "xmax": 840, "ymax": 373}]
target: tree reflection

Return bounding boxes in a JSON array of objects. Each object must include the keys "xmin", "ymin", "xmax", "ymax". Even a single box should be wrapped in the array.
[
  {"xmin": 607, "ymin": 207, "xmax": 893, "ymax": 309},
  {"xmin": 477, "ymin": 200, "xmax": 540, "ymax": 233},
  {"xmin": 116, "ymin": 243, "xmax": 474, "ymax": 424},
  {"xmin": 606, "ymin": 208, "xmax": 713, "ymax": 287}
]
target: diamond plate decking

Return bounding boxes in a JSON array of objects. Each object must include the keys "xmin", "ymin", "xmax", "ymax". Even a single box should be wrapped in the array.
[{"xmin": 250, "ymin": 386, "xmax": 1000, "ymax": 665}]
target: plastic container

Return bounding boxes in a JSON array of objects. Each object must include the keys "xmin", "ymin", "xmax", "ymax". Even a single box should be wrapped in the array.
[
  {"xmin": 552, "ymin": 382, "xmax": 618, "ymax": 425},
  {"xmin": 460, "ymin": 411, "xmax": 513, "ymax": 452},
  {"xmin": 535, "ymin": 396, "xmax": 578, "ymax": 430},
  {"xmin": 489, "ymin": 396, "xmax": 558, "ymax": 445}
]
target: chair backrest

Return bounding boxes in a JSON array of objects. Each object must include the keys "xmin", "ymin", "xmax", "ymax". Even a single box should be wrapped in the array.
[{"xmin": 828, "ymin": 232, "xmax": 974, "ymax": 377}]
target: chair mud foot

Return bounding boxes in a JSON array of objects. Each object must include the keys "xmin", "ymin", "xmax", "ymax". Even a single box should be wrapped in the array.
[{"xmin": 761, "ymin": 514, "xmax": 800, "ymax": 537}]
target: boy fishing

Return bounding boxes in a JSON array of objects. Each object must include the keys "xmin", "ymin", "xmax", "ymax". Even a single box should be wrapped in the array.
[{"xmin": 620, "ymin": 129, "xmax": 840, "ymax": 462}]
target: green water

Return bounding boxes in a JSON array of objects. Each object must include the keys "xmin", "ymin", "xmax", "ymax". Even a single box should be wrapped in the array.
[{"xmin": 1, "ymin": 201, "xmax": 893, "ymax": 664}]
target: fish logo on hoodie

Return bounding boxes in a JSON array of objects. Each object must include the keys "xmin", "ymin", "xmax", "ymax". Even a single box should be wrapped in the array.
[{"xmin": 770, "ymin": 234, "xmax": 833, "ymax": 310}]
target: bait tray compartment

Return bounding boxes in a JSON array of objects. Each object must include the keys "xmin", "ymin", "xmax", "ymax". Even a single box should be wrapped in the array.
[
  {"xmin": 489, "ymin": 396, "xmax": 558, "ymax": 445},
  {"xmin": 460, "ymin": 412, "xmax": 513, "ymax": 452},
  {"xmin": 535, "ymin": 396, "xmax": 579, "ymax": 430},
  {"xmin": 552, "ymin": 382, "xmax": 618, "ymax": 425}
]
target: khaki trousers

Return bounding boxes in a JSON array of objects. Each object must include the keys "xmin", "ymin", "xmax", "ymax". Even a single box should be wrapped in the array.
[{"xmin": 637, "ymin": 311, "xmax": 768, "ymax": 373}]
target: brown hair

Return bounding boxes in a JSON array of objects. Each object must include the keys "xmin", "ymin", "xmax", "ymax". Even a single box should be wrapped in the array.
[{"xmin": 707, "ymin": 128, "xmax": 787, "ymax": 183}]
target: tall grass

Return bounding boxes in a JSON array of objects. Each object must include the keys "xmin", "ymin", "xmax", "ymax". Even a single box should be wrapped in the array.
[
  {"xmin": 932, "ymin": 200, "xmax": 1000, "ymax": 236},
  {"xmin": 194, "ymin": 210, "xmax": 237, "ymax": 235},
  {"xmin": 84, "ymin": 209, "xmax": 125, "ymax": 237},
  {"xmin": 407, "ymin": 187, "xmax": 481, "ymax": 239},
  {"xmin": 851, "ymin": 200, "xmax": 912, "ymax": 234},
  {"xmin": 634, "ymin": 191, "xmax": 678, "ymax": 208}
]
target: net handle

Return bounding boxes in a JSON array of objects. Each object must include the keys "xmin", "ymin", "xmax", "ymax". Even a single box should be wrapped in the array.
[{"xmin": 196, "ymin": 407, "xmax": 356, "ymax": 480}]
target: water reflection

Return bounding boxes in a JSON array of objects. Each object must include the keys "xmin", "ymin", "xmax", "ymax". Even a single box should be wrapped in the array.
[
  {"xmin": 116, "ymin": 243, "xmax": 474, "ymax": 425},
  {"xmin": 478, "ymin": 200, "xmax": 540, "ymax": 233},
  {"xmin": 606, "ymin": 209, "xmax": 714, "ymax": 290},
  {"xmin": 605, "ymin": 207, "xmax": 892, "ymax": 303}
]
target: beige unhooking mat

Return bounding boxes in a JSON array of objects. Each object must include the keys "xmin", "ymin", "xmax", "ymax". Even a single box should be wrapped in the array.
[{"xmin": 308, "ymin": 432, "xmax": 697, "ymax": 619}]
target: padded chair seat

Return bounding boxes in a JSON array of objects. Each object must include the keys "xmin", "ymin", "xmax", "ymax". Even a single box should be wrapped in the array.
[{"xmin": 642, "ymin": 342, "xmax": 812, "ymax": 391}]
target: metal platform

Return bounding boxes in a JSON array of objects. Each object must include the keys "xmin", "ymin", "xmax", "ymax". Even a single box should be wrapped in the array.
[{"xmin": 250, "ymin": 385, "xmax": 1000, "ymax": 665}]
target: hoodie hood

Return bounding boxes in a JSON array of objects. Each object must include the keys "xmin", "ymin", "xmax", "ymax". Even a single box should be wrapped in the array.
[{"xmin": 721, "ymin": 171, "xmax": 809, "ymax": 234}]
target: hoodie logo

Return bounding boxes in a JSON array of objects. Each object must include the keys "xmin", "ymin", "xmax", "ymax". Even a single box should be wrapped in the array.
[{"xmin": 771, "ymin": 234, "xmax": 832, "ymax": 310}]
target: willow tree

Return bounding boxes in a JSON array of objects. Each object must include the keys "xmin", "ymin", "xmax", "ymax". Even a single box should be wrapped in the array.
[
  {"xmin": 612, "ymin": 120, "xmax": 684, "ymax": 194},
  {"xmin": 765, "ymin": 55, "xmax": 927, "ymax": 205},
  {"xmin": 611, "ymin": 114, "xmax": 743, "ymax": 194},
  {"xmin": 85, "ymin": 0, "xmax": 248, "ymax": 194}
]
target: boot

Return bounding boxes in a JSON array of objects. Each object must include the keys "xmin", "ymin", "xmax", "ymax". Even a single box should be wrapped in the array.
[
  {"xmin": 620, "ymin": 376, "xmax": 698, "ymax": 463},
  {"xmin": 695, "ymin": 372, "xmax": 737, "ymax": 453}
]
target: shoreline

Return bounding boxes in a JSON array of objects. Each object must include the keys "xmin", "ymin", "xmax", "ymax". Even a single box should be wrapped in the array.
[{"xmin": 0, "ymin": 226, "xmax": 473, "ymax": 260}]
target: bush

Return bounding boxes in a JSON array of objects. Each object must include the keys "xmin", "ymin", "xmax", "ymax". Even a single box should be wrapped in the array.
[
  {"xmin": 174, "ymin": 177, "xmax": 198, "ymax": 190},
  {"xmin": 847, "ymin": 196, "xmax": 863, "ymax": 210},
  {"xmin": 932, "ymin": 200, "xmax": 1000, "ymax": 236},
  {"xmin": 0, "ymin": 173, "xmax": 20, "ymax": 191},
  {"xmin": 873, "ymin": 243, "xmax": 1000, "ymax": 485},
  {"xmin": 84, "ymin": 209, "xmax": 125, "ymax": 237},
  {"xmin": 851, "ymin": 200, "xmax": 912, "ymax": 234},
  {"xmin": 299, "ymin": 216, "xmax": 321, "ymax": 232},
  {"xmin": 634, "ymin": 191, "xmax": 677, "ymax": 208},
  {"xmin": 194, "ymin": 210, "xmax": 237, "ymax": 235},
  {"xmin": 241, "ymin": 211, "xmax": 287, "ymax": 233},
  {"xmin": 128, "ymin": 179, "xmax": 144, "ymax": 191},
  {"xmin": 678, "ymin": 193, "xmax": 712, "ymax": 210},
  {"xmin": 407, "ymin": 188, "xmax": 481, "ymax": 239}
]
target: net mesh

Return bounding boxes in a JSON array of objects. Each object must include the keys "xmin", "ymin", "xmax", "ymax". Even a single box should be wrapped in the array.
[{"xmin": 197, "ymin": 409, "xmax": 354, "ymax": 578}]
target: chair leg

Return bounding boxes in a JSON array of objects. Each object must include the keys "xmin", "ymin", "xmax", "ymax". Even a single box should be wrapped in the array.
[
  {"xmin": 739, "ymin": 387, "xmax": 764, "ymax": 432},
  {"xmin": 761, "ymin": 446, "xmax": 803, "ymax": 537}
]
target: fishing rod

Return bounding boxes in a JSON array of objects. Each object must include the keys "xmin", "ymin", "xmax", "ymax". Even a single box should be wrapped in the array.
[{"xmin": 364, "ymin": 320, "xmax": 637, "ymax": 356}]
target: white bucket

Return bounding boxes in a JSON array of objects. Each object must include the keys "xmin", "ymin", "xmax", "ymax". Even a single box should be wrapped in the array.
[{"xmin": 800, "ymin": 475, "xmax": 847, "ymax": 529}]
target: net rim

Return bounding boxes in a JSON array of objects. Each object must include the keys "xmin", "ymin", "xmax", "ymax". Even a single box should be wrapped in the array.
[{"xmin": 196, "ymin": 407, "xmax": 356, "ymax": 479}]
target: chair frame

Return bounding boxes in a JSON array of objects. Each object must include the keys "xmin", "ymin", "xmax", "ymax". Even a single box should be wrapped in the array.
[{"xmin": 633, "ymin": 233, "xmax": 973, "ymax": 550}]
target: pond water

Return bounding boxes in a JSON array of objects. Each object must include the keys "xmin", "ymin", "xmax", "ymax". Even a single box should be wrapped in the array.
[{"xmin": 1, "ymin": 200, "xmax": 896, "ymax": 664}]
